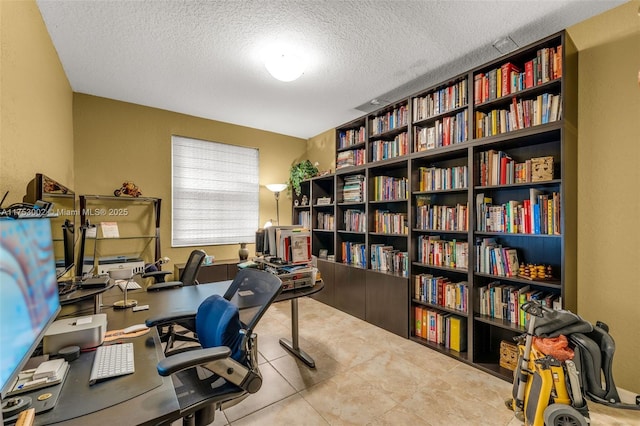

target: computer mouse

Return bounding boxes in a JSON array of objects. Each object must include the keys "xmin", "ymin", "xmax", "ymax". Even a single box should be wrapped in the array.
[{"xmin": 122, "ymin": 324, "xmax": 149, "ymax": 334}]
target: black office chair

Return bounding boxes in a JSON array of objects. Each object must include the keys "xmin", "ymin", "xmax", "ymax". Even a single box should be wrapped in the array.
[
  {"xmin": 145, "ymin": 269, "xmax": 283, "ymax": 426},
  {"xmin": 146, "ymin": 249, "xmax": 206, "ymax": 291},
  {"xmin": 145, "ymin": 250, "xmax": 206, "ymax": 349}
]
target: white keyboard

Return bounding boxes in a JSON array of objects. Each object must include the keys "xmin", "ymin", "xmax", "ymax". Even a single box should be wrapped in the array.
[
  {"xmin": 116, "ymin": 279, "xmax": 142, "ymax": 290},
  {"xmin": 89, "ymin": 343, "xmax": 135, "ymax": 385}
]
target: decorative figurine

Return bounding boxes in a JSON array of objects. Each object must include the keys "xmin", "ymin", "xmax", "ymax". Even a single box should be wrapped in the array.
[
  {"xmin": 114, "ymin": 181, "xmax": 142, "ymax": 197},
  {"xmin": 301, "ymin": 195, "xmax": 308, "ymax": 206}
]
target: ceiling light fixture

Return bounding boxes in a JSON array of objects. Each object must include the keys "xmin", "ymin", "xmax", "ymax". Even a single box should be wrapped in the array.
[{"xmin": 265, "ymin": 53, "xmax": 305, "ymax": 82}]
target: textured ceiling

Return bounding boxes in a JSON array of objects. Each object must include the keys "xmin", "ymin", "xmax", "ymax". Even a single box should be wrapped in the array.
[{"xmin": 37, "ymin": 0, "xmax": 625, "ymax": 139}]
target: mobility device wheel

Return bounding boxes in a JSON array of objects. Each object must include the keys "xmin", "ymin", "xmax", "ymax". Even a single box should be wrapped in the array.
[{"xmin": 543, "ymin": 403, "xmax": 589, "ymax": 426}]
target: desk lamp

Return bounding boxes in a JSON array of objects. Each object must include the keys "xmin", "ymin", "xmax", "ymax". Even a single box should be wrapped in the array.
[
  {"xmin": 109, "ymin": 268, "xmax": 138, "ymax": 309},
  {"xmin": 266, "ymin": 183, "xmax": 287, "ymax": 225}
]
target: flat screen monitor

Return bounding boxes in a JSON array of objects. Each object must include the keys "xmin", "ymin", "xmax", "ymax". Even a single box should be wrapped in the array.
[
  {"xmin": 62, "ymin": 219, "xmax": 74, "ymax": 271},
  {"xmin": 0, "ymin": 218, "xmax": 60, "ymax": 399}
]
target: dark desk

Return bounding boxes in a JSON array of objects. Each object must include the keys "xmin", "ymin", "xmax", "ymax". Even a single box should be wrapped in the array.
[
  {"xmin": 24, "ymin": 279, "xmax": 322, "ymax": 424},
  {"xmin": 119, "ymin": 280, "xmax": 325, "ymax": 367},
  {"xmin": 58, "ymin": 282, "xmax": 114, "ymax": 315}
]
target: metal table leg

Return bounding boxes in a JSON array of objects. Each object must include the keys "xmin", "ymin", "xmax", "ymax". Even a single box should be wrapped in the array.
[{"xmin": 279, "ymin": 297, "xmax": 316, "ymax": 368}]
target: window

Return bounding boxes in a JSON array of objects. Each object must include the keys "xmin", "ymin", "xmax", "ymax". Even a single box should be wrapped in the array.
[{"xmin": 172, "ymin": 135, "xmax": 259, "ymax": 247}]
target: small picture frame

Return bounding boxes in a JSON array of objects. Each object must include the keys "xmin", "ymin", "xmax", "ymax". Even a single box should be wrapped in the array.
[
  {"xmin": 317, "ymin": 197, "xmax": 332, "ymax": 205},
  {"xmin": 318, "ymin": 249, "xmax": 328, "ymax": 259}
]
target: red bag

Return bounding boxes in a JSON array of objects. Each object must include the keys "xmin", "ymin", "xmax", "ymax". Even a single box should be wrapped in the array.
[{"xmin": 533, "ymin": 334, "xmax": 574, "ymax": 361}]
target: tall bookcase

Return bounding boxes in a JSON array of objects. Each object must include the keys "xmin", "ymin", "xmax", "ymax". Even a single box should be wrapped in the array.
[{"xmin": 300, "ymin": 31, "xmax": 577, "ymax": 381}]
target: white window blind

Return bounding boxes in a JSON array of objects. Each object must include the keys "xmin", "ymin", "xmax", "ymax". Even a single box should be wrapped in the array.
[{"xmin": 172, "ymin": 135, "xmax": 259, "ymax": 247}]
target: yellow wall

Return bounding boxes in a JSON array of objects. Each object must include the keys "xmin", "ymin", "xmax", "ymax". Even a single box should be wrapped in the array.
[
  {"xmin": 72, "ymin": 94, "xmax": 306, "ymax": 274},
  {"xmin": 568, "ymin": 0, "xmax": 640, "ymax": 392},
  {"xmin": 0, "ymin": 0, "xmax": 73, "ymax": 205},
  {"xmin": 306, "ymin": 128, "xmax": 336, "ymax": 175}
]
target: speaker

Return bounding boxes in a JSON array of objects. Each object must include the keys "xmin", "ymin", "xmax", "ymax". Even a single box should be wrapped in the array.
[{"xmin": 255, "ymin": 229, "xmax": 265, "ymax": 255}]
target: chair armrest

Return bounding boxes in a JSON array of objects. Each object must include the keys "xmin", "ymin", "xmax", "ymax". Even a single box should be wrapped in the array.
[
  {"xmin": 142, "ymin": 270, "xmax": 172, "ymax": 281},
  {"xmin": 157, "ymin": 346, "xmax": 231, "ymax": 376},
  {"xmin": 147, "ymin": 280, "xmax": 183, "ymax": 291},
  {"xmin": 145, "ymin": 310, "xmax": 196, "ymax": 328}
]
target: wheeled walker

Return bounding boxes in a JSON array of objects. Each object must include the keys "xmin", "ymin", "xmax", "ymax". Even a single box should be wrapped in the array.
[{"xmin": 506, "ymin": 300, "xmax": 640, "ymax": 425}]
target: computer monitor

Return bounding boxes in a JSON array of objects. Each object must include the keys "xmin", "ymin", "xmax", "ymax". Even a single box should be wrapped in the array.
[
  {"xmin": 62, "ymin": 219, "xmax": 74, "ymax": 272},
  {"xmin": 0, "ymin": 218, "xmax": 60, "ymax": 400}
]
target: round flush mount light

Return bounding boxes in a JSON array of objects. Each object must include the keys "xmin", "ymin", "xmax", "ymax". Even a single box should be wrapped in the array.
[{"xmin": 265, "ymin": 53, "xmax": 305, "ymax": 82}]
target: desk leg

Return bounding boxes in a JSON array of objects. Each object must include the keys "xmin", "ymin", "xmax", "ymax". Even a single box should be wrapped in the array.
[
  {"xmin": 279, "ymin": 298, "xmax": 316, "ymax": 368},
  {"xmin": 94, "ymin": 293, "xmax": 102, "ymax": 314}
]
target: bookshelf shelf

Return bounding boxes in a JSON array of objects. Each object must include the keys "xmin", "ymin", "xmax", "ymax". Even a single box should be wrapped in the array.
[
  {"xmin": 336, "ymin": 141, "xmax": 366, "ymax": 152},
  {"xmin": 409, "ymin": 336, "xmax": 470, "ymax": 361},
  {"xmin": 412, "ymin": 262, "xmax": 468, "ymax": 274},
  {"xmin": 78, "ymin": 195, "xmax": 162, "ymax": 276},
  {"xmin": 412, "ymin": 299, "xmax": 469, "ymax": 318},
  {"xmin": 412, "ymin": 228, "xmax": 468, "ymax": 234},
  {"xmin": 306, "ymin": 30, "xmax": 576, "ymax": 382},
  {"xmin": 474, "ymin": 314, "xmax": 526, "ymax": 333}
]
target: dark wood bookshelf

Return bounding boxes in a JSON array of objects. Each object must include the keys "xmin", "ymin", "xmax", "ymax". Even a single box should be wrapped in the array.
[{"xmin": 299, "ymin": 30, "xmax": 576, "ymax": 383}]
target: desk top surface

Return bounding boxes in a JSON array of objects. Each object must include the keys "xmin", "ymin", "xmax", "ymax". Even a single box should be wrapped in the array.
[{"xmin": 30, "ymin": 278, "xmax": 323, "ymax": 425}]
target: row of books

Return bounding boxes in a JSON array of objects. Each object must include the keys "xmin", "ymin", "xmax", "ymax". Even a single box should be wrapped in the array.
[
  {"xmin": 474, "ymin": 45, "xmax": 563, "ymax": 104},
  {"xmin": 416, "ymin": 236, "xmax": 468, "ymax": 270},
  {"xmin": 370, "ymin": 104, "xmax": 409, "ymax": 136},
  {"xmin": 478, "ymin": 282, "xmax": 561, "ymax": 328},
  {"xmin": 414, "ymin": 110, "xmax": 468, "ymax": 151},
  {"xmin": 343, "ymin": 209, "xmax": 366, "ymax": 232},
  {"xmin": 372, "ymin": 175, "xmax": 408, "ymax": 201},
  {"xmin": 370, "ymin": 132, "xmax": 409, "ymax": 162},
  {"xmin": 414, "ymin": 307, "xmax": 467, "ymax": 352},
  {"xmin": 297, "ymin": 211, "xmax": 311, "ymax": 230},
  {"xmin": 370, "ymin": 244, "xmax": 409, "ymax": 276},
  {"xmin": 479, "ymin": 150, "xmax": 554, "ymax": 186},
  {"xmin": 475, "ymin": 238, "xmax": 520, "ymax": 277},
  {"xmin": 341, "ymin": 174, "xmax": 366, "ymax": 203},
  {"xmin": 316, "ymin": 212, "xmax": 334, "ymax": 231},
  {"xmin": 417, "ymin": 165, "xmax": 468, "ymax": 192},
  {"xmin": 475, "ymin": 93, "xmax": 562, "ymax": 138},
  {"xmin": 415, "ymin": 203, "xmax": 468, "ymax": 232},
  {"xmin": 274, "ymin": 229, "xmax": 312, "ymax": 265},
  {"xmin": 413, "ymin": 274, "xmax": 468, "ymax": 313},
  {"xmin": 338, "ymin": 126, "xmax": 365, "ymax": 149},
  {"xmin": 476, "ymin": 190, "xmax": 560, "ymax": 235},
  {"xmin": 413, "ymin": 79, "xmax": 468, "ymax": 122},
  {"xmin": 336, "ymin": 148, "xmax": 366, "ymax": 169},
  {"xmin": 373, "ymin": 210, "xmax": 408, "ymax": 235},
  {"xmin": 341, "ymin": 241, "xmax": 366, "ymax": 268}
]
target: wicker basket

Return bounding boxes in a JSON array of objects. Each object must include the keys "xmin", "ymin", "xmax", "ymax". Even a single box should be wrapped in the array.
[{"xmin": 500, "ymin": 340, "xmax": 519, "ymax": 371}]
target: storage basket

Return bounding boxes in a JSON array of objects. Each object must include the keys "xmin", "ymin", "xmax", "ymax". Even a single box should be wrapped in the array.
[{"xmin": 500, "ymin": 340, "xmax": 518, "ymax": 371}]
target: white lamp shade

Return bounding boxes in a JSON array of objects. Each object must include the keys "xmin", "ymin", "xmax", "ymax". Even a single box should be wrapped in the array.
[
  {"xmin": 265, "ymin": 54, "xmax": 305, "ymax": 82},
  {"xmin": 266, "ymin": 183, "xmax": 287, "ymax": 193}
]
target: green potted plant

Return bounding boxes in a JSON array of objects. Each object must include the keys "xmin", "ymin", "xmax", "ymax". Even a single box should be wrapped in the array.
[{"xmin": 287, "ymin": 160, "xmax": 318, "ymax": 196}]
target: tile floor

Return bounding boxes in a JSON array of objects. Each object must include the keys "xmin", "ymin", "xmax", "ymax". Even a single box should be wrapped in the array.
[{"xmin": 185, "ymin": 297, "xmax": 640, "ymax": 426}]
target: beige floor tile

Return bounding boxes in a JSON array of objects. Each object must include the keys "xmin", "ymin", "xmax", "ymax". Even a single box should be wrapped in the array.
[
  {"xmin": 185, "ymin": 296, "xmax": 639, "ymax": 426},
  {"xmin": 349, "ymin": 351, "xmax": 435, "ymax": 405},
  {"xmin": 222, "ymin": 362, "xmax": 296, "ymax": 423},
  {"xmin": 366, "ymin": 404, "xmax": 437, "ymax": 426},
  {"xmin": 231, "ymin": 394, "xmax": 329, "ymax": 426},
  {"xmin": 300, "ymin": 371, "xmax": 397, "ymax": 425},
  {"xmin": 270, "ymin": 346, "xmax": 347, "ymax": 392}
]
